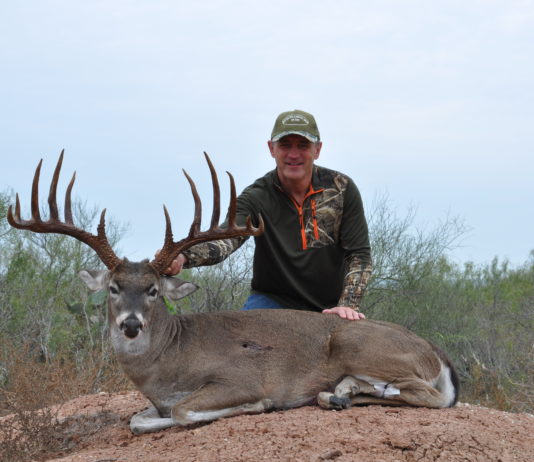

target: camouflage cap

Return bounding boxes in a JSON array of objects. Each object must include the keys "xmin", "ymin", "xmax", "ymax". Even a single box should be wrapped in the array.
[{"xmin": 271, "ymin": 109, "xmax": 320, "ymax": 143}]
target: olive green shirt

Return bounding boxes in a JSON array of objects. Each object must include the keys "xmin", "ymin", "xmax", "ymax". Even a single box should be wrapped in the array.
[{"xmin": 184, "ymin": 165, "xmax": 372, "ymax": 312}]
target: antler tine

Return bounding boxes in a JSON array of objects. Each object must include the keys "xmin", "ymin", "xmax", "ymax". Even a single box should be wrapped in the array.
[
  {"xmin": 225, "ymin": 171, "xmax": 238, "ymax": 230},
  {"xmin": 204, "ymin": 152, "xmax": 221, "ymax": 230},
  {"xmin": 182, "ymin": 169, "xmax": 202, "ymax": 238},
  {"xmin": 158, "ymin": 205, "xmax": 175, "ymax": 257},
  {"xmin": 7, "ymin": 194, "xmax": 21, "ymax": 225},
  {"xmin": 64, "ymin": 171, "xmax": 76, "ymax": 224},
  {"xmin": 7, "ymin": 152, "xmax": 122, "ymax": 271},
  {"xmin": 150, "ymin": 154, "xmax": 264, "ymax": 274},
  {"xmin": 31, "ymin": 159, "xmax": 43, "ymax": 221},
  {"xmin": 225, "ymin": 170, "xmax": 265, "ymax": 235},
  {"xmin": 48, "ymin": 149, "xmax": 64, "ymax": 220},
  {"xmin": 163, "ymin": 205, "xmax": 173, "ymax": 241}
]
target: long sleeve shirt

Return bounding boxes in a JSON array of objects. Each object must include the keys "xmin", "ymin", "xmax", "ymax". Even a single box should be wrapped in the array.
[{"xmin": 183, "ymin": 165, "xmax": 372, "ymax": 312}]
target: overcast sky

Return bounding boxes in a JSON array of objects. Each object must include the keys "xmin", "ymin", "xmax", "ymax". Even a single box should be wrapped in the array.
[{"xmin": 1, "ymin": 1, "xmax": 533, "ymax": 266}]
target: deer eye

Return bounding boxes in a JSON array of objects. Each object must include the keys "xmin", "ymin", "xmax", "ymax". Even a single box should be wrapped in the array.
[
  {"xmin": 109, "ymin": 286, "xmax": 119, "ymax": 295},
  {"xmin": 148, "ymin": 287, "xmax": 158, "ymax": 298}
]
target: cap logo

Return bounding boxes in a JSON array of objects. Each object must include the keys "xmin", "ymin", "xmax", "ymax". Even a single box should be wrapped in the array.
[{"xmin": 282, "ymin": 114, "xmax": 309, "ymax": 126}]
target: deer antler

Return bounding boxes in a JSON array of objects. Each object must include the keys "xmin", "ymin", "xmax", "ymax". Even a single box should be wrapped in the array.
[
  {"xmin": 7, "ymin": 150, "xmax": 122, "ymax": 270},
  {"xmin": 150, "ymin": 153, "xmax": 264, "ymax": 274}
]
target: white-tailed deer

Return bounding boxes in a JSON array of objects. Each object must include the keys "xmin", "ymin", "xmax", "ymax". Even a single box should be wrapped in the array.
[{"xmin": 8, "ymin": 151, "xmax": 459, "ymax": 435}]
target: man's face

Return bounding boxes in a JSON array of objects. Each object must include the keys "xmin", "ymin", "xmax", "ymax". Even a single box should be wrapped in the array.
[{"xmin": 268, "ymin": 134, "xmax": 322, "ymax": 186}]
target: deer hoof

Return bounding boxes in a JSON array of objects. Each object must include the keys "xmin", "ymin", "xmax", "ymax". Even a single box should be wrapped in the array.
[
  {"xmin": 318, "ymin": 392, "xmax": 351, "ymax": 410},
  {"xmin": 329, "ymin": 396, "xmax": 352, "ymax": 410}
]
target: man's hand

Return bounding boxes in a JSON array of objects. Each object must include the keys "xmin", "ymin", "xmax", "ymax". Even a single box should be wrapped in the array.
[
  {"xmin": 322, "ymin": 306, "xmax": 366, "ymax": 321},
  {"xmin": 154, "ymin": 252, "xmax": 187, "ymax": 276}
]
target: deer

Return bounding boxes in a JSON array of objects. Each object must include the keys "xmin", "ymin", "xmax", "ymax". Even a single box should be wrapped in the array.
[{"xmin": 8, "ymin": 151, "xmax": 459, "ymax": 435}]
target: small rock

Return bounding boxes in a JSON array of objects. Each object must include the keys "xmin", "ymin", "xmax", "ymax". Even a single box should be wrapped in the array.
[{"xmin": 318, "ymin": 449, "xmax": 342, "ymax": 460}]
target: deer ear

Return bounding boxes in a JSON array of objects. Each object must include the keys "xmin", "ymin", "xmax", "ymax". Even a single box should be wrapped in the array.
[
  {"xmin": 162, "ymin": 277, "xmax": 198, "ymax": 300},
  {"xmin": 79, "ymin": 269, "xmax": 110, "ymax": 291}
]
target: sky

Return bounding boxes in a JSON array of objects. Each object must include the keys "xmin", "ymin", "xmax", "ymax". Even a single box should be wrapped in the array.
[{"xmin": 1, "ymin": 1, "xmax": 533, "ymax": 266}]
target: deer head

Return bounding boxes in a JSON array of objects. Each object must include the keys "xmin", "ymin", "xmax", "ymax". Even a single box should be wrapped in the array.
[{"xmin": 8, "ymin": 151, "xmax": 264, "ymax": 344}]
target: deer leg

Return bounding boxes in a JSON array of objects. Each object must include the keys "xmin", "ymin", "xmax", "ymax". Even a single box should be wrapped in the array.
[
  {"xmin": 130, "ymin": 383, "xmax": 272, "ymax": 434},
  {"xmin": 130, "ymin": 406, "xmax": 175, "ymax": 435},
  {"xmin": 171, "ymin": 383, "xmax": 273, "ymax": 426},
  {"xmin": 318, "ymin": 375, "xmax": 409, "ymax": 410},
  {"xmin": 318, "ymin": 375, "xmax": 377, "ymax": 410},
  {"xmin": 345, "ymin": 378, "xmax": 449, "ymax": 408},
  {"xmin": 335, "ymin": 376, "xmax": 377, "ymax": 396},
  {"xmin": 347, "ymin": 379, "xmax": 449, "ymax": 408},
  {"xmin": 320, "ymin": 376, "xmax": 452, "ymax": 409}
]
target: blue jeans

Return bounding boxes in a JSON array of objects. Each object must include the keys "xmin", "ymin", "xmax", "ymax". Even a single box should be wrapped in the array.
[{"xmin": 242, "ymin": 294, "xmax": 285, "ymax": 310}]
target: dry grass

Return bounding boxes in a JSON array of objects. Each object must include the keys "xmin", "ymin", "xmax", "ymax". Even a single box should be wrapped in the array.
[
  {"xmin": 0, "ymin": 400, "xmax": 62, "ymax": 462},
  {"xmin": 459, "ymin": 359, "xmax": 534, "ymax": 413},
  {"xmin": 0, "ymin": 342, "xmax": 130, "ymax": 462},
  {"xmin": 461, "ymin": 362, "xmax": 509, "ymax": 411}
]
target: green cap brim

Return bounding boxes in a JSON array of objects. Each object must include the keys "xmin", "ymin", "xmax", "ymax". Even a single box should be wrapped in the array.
[{"xmin": 271, "ymin": 130, "xmax": 319, "ymax": 143}]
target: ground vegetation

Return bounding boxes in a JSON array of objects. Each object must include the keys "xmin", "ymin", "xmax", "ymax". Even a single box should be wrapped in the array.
[{"xmin": 0, "ymin": 190, "xmax": 532, "ymax": 461}]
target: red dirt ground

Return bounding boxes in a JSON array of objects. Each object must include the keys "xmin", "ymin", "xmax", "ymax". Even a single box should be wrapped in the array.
[{"xmin": 15, "ymin": 390, "xmax": 532, "ymax": 462}]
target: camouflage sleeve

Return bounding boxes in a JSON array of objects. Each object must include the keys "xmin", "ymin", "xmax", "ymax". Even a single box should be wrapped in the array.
[
  {"xmin": 337, "ymin": 255, "xmax": 373, "ymax": 310},
  {"xmin": 181, "ymin": 236, "xmax": 249, "ymax": 268}
]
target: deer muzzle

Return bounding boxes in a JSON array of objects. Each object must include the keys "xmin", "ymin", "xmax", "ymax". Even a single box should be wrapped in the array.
[{"xmin": 120, "ymin": 314, "xmax": 143, "ymax": 339}]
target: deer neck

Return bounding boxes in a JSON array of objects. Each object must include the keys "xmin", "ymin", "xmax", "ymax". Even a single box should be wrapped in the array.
[{"xmin": 111, "ymin": 299, "xmax": 182, "ymax": 369}]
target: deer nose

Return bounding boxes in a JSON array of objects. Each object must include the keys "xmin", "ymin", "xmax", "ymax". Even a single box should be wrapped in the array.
[{"xmin": 120, "ymin": 315, "xmax": 143, "ymax": 339}]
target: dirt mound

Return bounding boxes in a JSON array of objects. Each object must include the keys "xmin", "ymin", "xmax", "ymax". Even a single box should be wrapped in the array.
[{"xmin": 11, "ymin": 391, "xmax": 534, "ymax": 461}]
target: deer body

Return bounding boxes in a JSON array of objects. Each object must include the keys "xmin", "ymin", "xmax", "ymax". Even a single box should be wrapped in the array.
[
  {"xmin": 80, "ymin": 259, "xmax": 458, "ymax": 434},
  {"xmin": 10, "ymin": 152, "xmax": 459, "ymax": 435}
]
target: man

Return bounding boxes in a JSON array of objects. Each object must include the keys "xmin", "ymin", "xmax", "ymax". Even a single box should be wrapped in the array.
[{"xmin": 167, "ymin": 109, "xmax": 372, "ymax": 320}]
